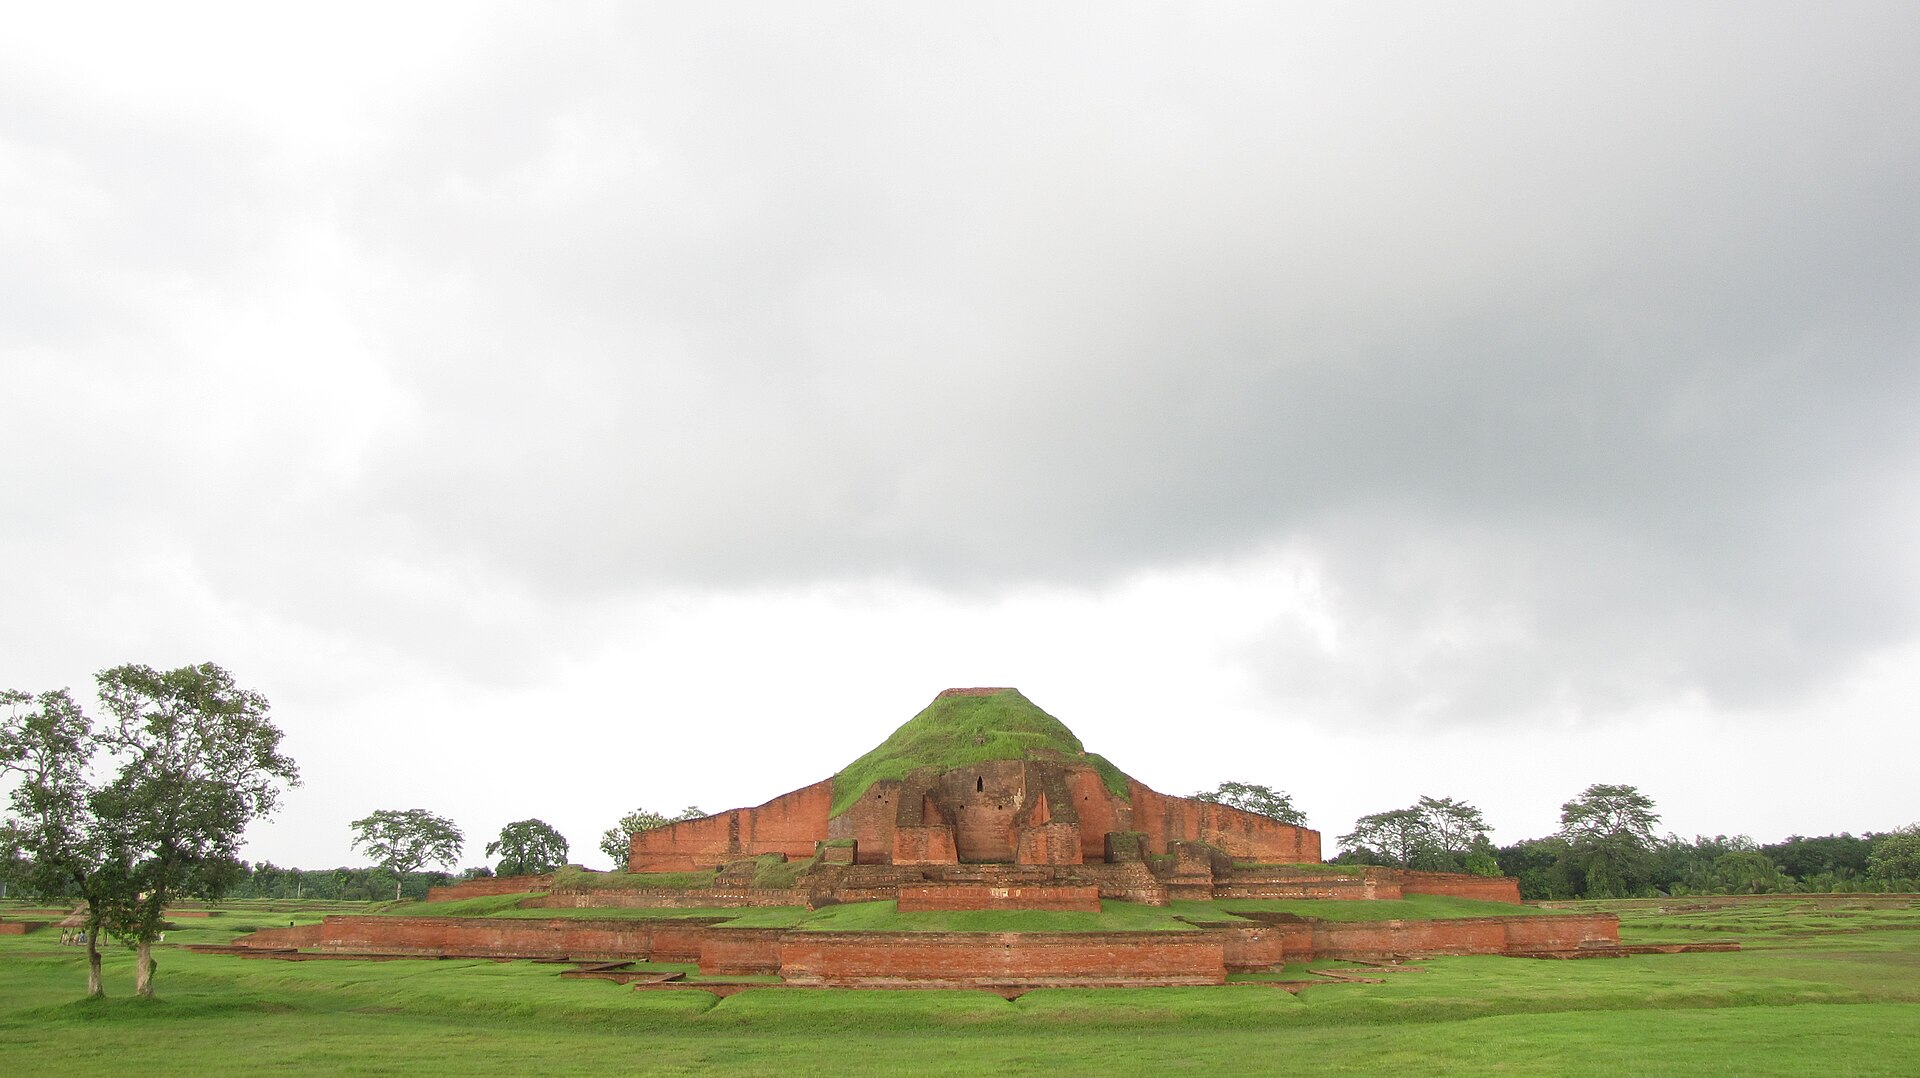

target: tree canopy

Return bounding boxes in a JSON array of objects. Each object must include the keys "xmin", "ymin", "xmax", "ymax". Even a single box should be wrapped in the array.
[
  {"xmin": 94, "ymin": 663, "xmax": 300, "ymax": 995},
  {"xmin": 1556, "ymin": 783, "xmax": 1661, "ymax": 898},
  {"xmin": 350, "ymin": 809, "xmax": 464, "ymax": 900},
  {"xmin": 1336, "ymin": 795, "xmax": 1494, "ymax": 873},
  {"xmin": 2, "ymin": 665, "xmax": 298, "ymax": 998},
  {"xmin": 1868, "ymin": 825, "xmax": 1920, "ymax": 881},
  {"xmin": 1191, "ymin": 782, "xmax": 1308, "ymax": 826},
  {"xmin": 1, "ymin": 687, "xmax": 120, "ymax": 996},
  {"xmin": 486, "ymin": 818, "xmax": 569, "ymax": 876}
]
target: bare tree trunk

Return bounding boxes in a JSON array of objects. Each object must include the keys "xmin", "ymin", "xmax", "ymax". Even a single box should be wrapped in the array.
[
  {"xmin": 135, "ymin": 940, "xmax": 155, "ymax": 998},
  {"xmin": 86, "ymin": 933, "xmax": 104, "ymax": 999},
  {"xmin": 395, "ymin": 877, "xmax": 403, "ymax": 901}
]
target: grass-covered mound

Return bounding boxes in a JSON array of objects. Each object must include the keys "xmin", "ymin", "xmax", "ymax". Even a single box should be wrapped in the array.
[
  {"xmin": 549, "ymin": 866, "xmax": 720, "ymax": 891},
  {"xmin": 831, "ymin": 689, "xmax": 1130, "ymax": 816}
]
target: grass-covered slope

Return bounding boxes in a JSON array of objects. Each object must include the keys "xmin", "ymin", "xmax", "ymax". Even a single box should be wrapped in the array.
[{"xmin": 830, "ymin": 689, "xmax": 1130, "ymax": 816}]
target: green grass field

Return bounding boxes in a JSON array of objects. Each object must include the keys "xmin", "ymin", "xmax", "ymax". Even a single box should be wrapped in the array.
[{"xmin": 3, "ymin": 896, "xmax": 1917, "ymax": 1076}]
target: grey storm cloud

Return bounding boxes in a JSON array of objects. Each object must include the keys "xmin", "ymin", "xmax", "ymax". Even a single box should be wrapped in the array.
[{"xmin": 5, "ymin": 4, "xmax": 1919, "ymax": 725}]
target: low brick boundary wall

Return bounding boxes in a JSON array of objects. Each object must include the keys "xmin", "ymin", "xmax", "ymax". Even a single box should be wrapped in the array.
[
  {"xmin": 1217, "ymin": 871, "xmax": 1394, "ymax": 901},
  {"xmin": 426, "ymin": 875, "xmax": 555, "ymax": 902},
  {"xmin": 700, "ymin": 928, "xmax": 785, "ymax": 975},
  {"xmin": 778, "ymin": 931, "xmax": 1227, "ymax": 987},
  {"xmin": 1398, "ymin": 872, "xmax": 1523, "ymax": 904},
  {"xmin": 233, "ymin": 915, "xmax": 724, "ymax": 962},
  {"xmin": 1251, "ymin": 912, "xmax": 1619, "ymax": 960}
]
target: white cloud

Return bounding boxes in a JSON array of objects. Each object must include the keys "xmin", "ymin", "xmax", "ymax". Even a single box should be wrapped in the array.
[{"xmin": 5, "ymin": 4, "xmax": 1919, "ymax": 865}]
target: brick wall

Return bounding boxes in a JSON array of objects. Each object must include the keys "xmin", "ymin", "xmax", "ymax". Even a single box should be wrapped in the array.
[
  {"xmin": 699, "ymin": 928, "xmax": 784, "ymax": 975},
  {"xmin": 1398, "ymin": 872, "xmax": 1524, "ymax": 904},
  {"xmin": 629, "ymin": 779, "xmax": 835, "ymax": 872},
  {"xmin": 1129, "ymin": 782, "xmax": 1322, "ymax": 863},
  {"xmin": 777, "ymin": 931, "xmax": 1226, "ymax": 987},
  {"xmin": 890, "ymin": 826, "xmax": 958, "ymax": 865},
  {"xmin": 229, "ymin": 921, "xmax": 324, "ymax": 948},
  {"xmin": 1218, "ymin": 866, "xmax": 1398, "ymax": 900},
  {"xmin": 425, "ymin": 874, "xmax": 554, "ymax": 902},
  {"xmin": 232, "ymin": 915, "xmax": 724, "ymax": 962},
  {"xmin": 1300, "ymin": 913, "xmax": 1619, "ymax": 959}
]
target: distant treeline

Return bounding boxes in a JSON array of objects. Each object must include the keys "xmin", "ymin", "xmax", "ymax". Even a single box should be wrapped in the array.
[
  {"xmin": 205, "ymin": 862, "xmax": 499, "ymax": 903},
  {"xmin": 1494, "ymin": 832, "xmax": 1917, "ymax": 901}
]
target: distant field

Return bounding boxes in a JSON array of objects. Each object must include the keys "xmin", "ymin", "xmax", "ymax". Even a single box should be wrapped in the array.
[{"xmin": 2, "ymin": 896, "xmax": 1917, "ymax": 1076}]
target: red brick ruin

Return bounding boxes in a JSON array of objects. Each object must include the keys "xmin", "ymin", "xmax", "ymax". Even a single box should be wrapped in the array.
[{"xmin": 219, "ymin": 688, "xmax": 1698, "ymax": 988}]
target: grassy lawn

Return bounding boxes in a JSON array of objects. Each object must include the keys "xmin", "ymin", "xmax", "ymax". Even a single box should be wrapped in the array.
[
  {"xmin": 4, "ymin": 896, "xmax": 1916, "ymax": 1075},
  {"xmin": 766, "ymin": 899, "xmax": 1201, "ymax": 933},
  {"xmin": 386, "ymin": 892, "xmax": 1549, "ymax": 930},
  {"xmin": 367, "ymin": 894, "xmax": 1541, "ymax": 931}
]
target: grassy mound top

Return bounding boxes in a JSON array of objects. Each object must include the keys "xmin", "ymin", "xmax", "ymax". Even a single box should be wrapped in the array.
[{"xmin": 830, "ymin": 688, "xmax": 1130, "ymax": 816}]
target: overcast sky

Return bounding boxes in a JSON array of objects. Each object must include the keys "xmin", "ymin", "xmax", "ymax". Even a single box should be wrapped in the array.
[{"xmin": 5, "ymin": 3, "xmax": 1918, "ymax": 871}]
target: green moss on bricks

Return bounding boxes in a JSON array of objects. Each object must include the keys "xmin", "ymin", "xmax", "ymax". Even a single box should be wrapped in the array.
[{"xmin": 830, "ymin": 689, "xmax": 1132, "ymax": 816}]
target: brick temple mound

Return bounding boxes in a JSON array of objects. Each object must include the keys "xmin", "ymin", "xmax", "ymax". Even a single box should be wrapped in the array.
[{"xmin": 223, "ymin": 689, "xmax": 1716, "ymax": 990}]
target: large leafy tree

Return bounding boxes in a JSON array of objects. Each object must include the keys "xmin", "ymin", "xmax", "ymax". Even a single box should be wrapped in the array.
[
  {"xmin": 1191, "ymin": 782, "xmax": 1308, "ymax": 826},
  {"xmin": 350, "ymin": 809, "xmax": 464, "ymax": 899},
  {"xmin": 3, "ymin": 667, "xmax": 297, "ymax": 1000},
  {"xmin": 598, "ymin": 805, "xmax": 704, "ymax": 868},
  {"xmin": 1338, "ymin": 795, "xmax": 1494, "ymax": 871},
  {"xmin": 486, "ymin": 818, "xmax": 569, "ymax": 876},
  {"xmin": 1339, "ymin": 807, "xmax": 1430, "ymax": 868},
  {"xmin": 1, "ymin": 688, "xmax": 124, "ymax": 997},
  {"xmin": 93, "ymin": 663, "xmax": 300, "ymax": 997},
  {"xmin": 1557, "ymin": 783, "xmax": 1661, "ymax": 898},
  {"xmin": 1868, "ymin": 825, "xmax": 1920, "ymax": 882},
  {"xmin": 1415, "ymin": 796, "xmax": 1491, "ymax": 868}
]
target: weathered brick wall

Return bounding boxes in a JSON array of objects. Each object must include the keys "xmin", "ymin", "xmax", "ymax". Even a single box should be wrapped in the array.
[
  {"xmin": 778, "ymin": 931, "xmax": 1226, "ymax": 986},
  {"xmin": 629, "ymin": 780, "xmax": 835, "ymax": 871},
  {"xmin": 1218, "ymin": 866, "xmax": 1398, "ymax": 900},
  {"xmin": 1014, "ymin": 821, "xmax": 1084, "ymax": 865},
  {"xmin": 234, "ymin": 915, "xmax": 726, "ymax": 961},
  {"xmin": 1070, "ymin": 769, "xmax": 1129, "ymax": 860},
  {"xmin": 897, "ymin": 884, "xmax": 1101, "ymax": 912},
  {"xmin": 891, "ymin": 826, "xmax": 958, "ymax": 865},
  {"xmin": 1498, "ymin": 913, "xmax": 1620, "ymax": 951},
  {"xmin": 230, "ymin": 921, "xmax": 325, "ymax": 948},
  {"xmin": 425, "ymin": 874, "xmax": 554, "ymax": 902},
  {"xmin": 1302, "ymin": 913, "xmax": 1619, "ymax": 959},
  {"xmin": 1128, "ymin": 782, "xmax": 1322, "ymax": 863},
  {"xmin": 637, "ymin": 755, "xmax": 1325, "ymax": 874},
  {"xmin": 1215, "ymin": 924, "xmax": 1287, "ymax": 971},
  {"xmin": 830, "ymin": 780, "xmax": 901, "ymax": 864},
  {"xmin": 940, "ymin": 760, "xmax": 1026, "ymax": 862},
  {"xmin": 699, "ymin": 928, "xmax": 784, "ymax": 975},
  {"xmin": 1398, "ymin": 872, "xmax": 1524, "ymax": 904}
]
